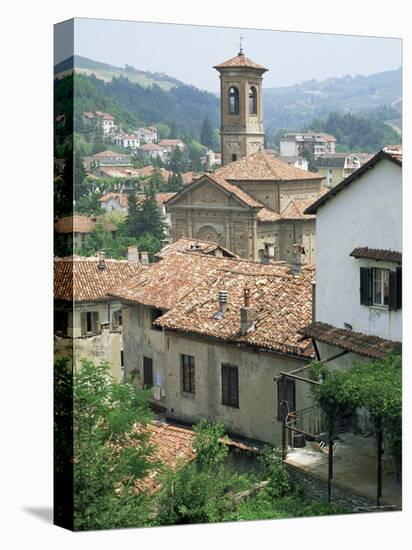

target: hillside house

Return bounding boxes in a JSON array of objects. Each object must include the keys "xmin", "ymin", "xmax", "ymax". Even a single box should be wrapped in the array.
[
  {"xmin": 136, "ymin": 126, "xmax": 158, "ymax": 144},
  {"xmin": 54, "ymin": 215, "xmax": 117, "ymax": 252},
  {"xmin": 140, "ymin": 143, "xmax": 165, "ymax": 162},
  {"xmin": 112, "ymin": 133, "xmax": 141, "ymax": 149},
  {"xmin": 315, "ymin": 153, "xmax": 373, "ymax": 188},
  {"xmin": 109, "ymin": 245, "xmax": 315, "ymax": 443},
  {"xmin": 280, "ymin": 133, "xmax": 336, "ymax": 158},
  {"xmin": 54, "ymin": 254, "xmax": 143, "ymax": 379},
  {"xmin": 83, "ymin": 111, "xmax": 116, "ymax": 135},
  {"xmin": 158, "ymin": 139, "xmax": 185, "ymax": 154}
]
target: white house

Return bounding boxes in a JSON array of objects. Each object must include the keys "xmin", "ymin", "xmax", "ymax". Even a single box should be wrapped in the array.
[
  {"xmin": 137, "ymin": 126, "xmax": 158, "ymax": 144},
  {"xmin": 301, "ymin": 146, "xmax": 402, "ymax": 365},
  {"xmin": 112, "ymin": 133, "xmax": 141, "ymax": 149},
  {"xmin": 280, "ymin": 133, "xmax": 336, "ymax": 158},
  {"xmin": 140, "ymin": 143, "xmax": 165, "ymax": 161}
]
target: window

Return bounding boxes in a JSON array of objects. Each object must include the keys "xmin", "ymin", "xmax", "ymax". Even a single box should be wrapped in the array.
[
  {"xmin": 372, "ymin": 268, "xmax": 390, "ymax": 306},
  {"xmin": 120, "ymin": 350, "xmax": 124, "ymax": 370},
  {"xmin": 228, "ymin": 86, "xmax": 239, "ymax": 115},
  {"xmin": 249, "ymin": 86, "xmax": 257, "ymax": 114},
  {"xmin": 231, "ymin": 154, "xmax": 237, "ymax": 162},
  {"xmin": 221, "ymin": 364, "xmax": 239, "ymax": 408},
  {"xmin": 181, "ymin": 354, "xmax": 195, "ymax": 393},
  {"xmin": 277, "ymin": 378, "xmax": 296, "ymax": 419},
  {"xmin": 55, "ymin": 310, "xmax": 68, "ymax": 335},
  {"xmin": 112, "ymin": 309, "xmax": 122, "ymax": 328},
  {"xmin": 80, "ymin": 311, "xmax": 99, "ymax": 335},
  {"xmin": 150, "ymin": 308, "xmax": 163, "ymax": 331},
  {"xmin": 143, "ymin": 356, "xmax": 153, "ymax": 388},
  {"xmin": 360, "ymin": 266, "xmax": 402, "ymax": 310}
]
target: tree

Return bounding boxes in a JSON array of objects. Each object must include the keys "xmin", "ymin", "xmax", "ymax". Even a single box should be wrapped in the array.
[
  {"xmin": 69, "ymin": 359, "xmax": 157, "ymax": 530},
  {"xmin": 169, "ymin": 120, "xmax": 178, "ymax": 139},
  {"xmin": 200, "ymin": 115, "xmax": 214, "ymax": 149},
  {"xmin": 149, "ymin": 168, "xmax": 166, "ymax": 191},
  {"xmin": 300, "ymin": 146, "xmax": 318, "ymax": 172},
  {"xmin": 169, "ymin": 146, "xmax": 189, "ymax": 173},
  {"xmin": 166, "ymin": 172, "xmax": 183, "ymax": 192}
]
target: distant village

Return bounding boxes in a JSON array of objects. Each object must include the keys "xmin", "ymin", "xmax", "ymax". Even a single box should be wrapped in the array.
[{"xmin": 54, "ymin": 47, "xmax": 402, "ymax": 512}]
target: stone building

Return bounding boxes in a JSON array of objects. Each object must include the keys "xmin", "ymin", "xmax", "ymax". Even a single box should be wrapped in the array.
[
  {"xmin": 54, "ymin": 254, "xmax": 143, "ymax": 379},
  {"xmin": 166, "ymin": 151, "xmax": 325, "ymax": 263},
  {"xmin": 110, "ymin": 241, "xmax": 316, "ymax": 443},
  {"xmin": 165, "ymin": 49, "xmax": 326, "ymax": 264}
]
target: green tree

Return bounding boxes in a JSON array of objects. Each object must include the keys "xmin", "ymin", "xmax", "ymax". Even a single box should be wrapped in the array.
[
  {"xmin": 169, "ymin": 120, "xmax": 178, "ymax": 139},
  {"xmin": 169, "ymin": 146, "xmax": 189, "ymax": 173},
  {"xmin": 200, "ymin": 115, "xmax": 214, "ymax": 149},
  {"xmin": 149, "ymin": 168, "xmax": 166, "ymax": 191},
  {"xmin": 166, "ymin": 172, "xmax": 183, "ymax": 192},
  {"xmin": 71, "ymin": 359, "xmax": 157, "ymax": 530},
  {"xmin": 300, "ymin": 146, "xmax": 318, "ymax": 172}
]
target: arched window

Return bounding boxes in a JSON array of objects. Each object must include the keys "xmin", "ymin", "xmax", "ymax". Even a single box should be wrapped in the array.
[
  {"xmin": 228, "ymin": 87, "xmax": 239, "ymax": 115},
  {"xmin": 231, "ymin": 154, "xmax": 237, "ymax": 162},
  {"xmin": 249, "ymin": 86, "xmax": 257, "ymax": 114}
]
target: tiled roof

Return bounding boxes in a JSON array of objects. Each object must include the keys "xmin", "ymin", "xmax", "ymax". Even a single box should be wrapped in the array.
[
  {"xmin": 280, "ymin": 199, "xmax": 316, "ymax": 220},
  {"xmin": 382, "ymin": 145, "xmax": 402, "ymax": 162},
  {"xmin": 209, "ymin": 172, "xmax": 263, "ymax": 208},
  {"xmin": 214, "ymin": 52, "xmax": 267, "ymax": 71},
  {"xmin": 93, "ymin": 150, "xmax": 127, "ymax": 158},
  {"xmin": 155, "ymin": 238, "xmax": 239, "ymax": 259},
  {"xmin": 54, "ymin": 215, "xmax": 117, "ymax": 234},
  {"xmin": 256, "ymin": 206, "xmax": 282, "ymax": 223},
  {"xmin": 158, "ymin": 139, "xmax": 184, "ymax": 147},
  {"xmin": 132, "ymin": 422, "xmax": 195, "ymax": 494},
  {"xmin": 54, "ymin": 256, "xmax": 143, "ymax": 302},
  {"xmin": 350, "ymin": 247, "xmax": 402, "ymax": 264},
  {"xmin": 99, "ymin": 192, "xmax": 176, "ymax": 210},
  {"xmin": 216, "ymin": 151, "xmax": 323, "ymax": 182},
  {"xmin": 157, "ymin": 264, "xmax": 315, "ymax": 357},
  {"xmin": 305, "ymin": 147, "xmax": 402, "ymax": 215},
  {"xmin": 141, "ymin": 143, "xmax": 164, "ymax": 151},
  {"xmin": 299, "ymin": 322, "xmax": 400, "ymax": 359}
]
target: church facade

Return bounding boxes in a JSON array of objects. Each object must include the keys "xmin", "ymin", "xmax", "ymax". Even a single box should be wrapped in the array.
[{"xmin": 165, "ymin": 49, "xmax": 325, "ymax": 264}]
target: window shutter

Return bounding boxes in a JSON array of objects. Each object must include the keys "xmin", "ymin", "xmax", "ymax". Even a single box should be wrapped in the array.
[
  {"xmin": 396, "ymin": 266, "xmax": 402, "ymax": 309},
  {"xmin": 360, "ymin": 267, "xmax": 372, "ymax": 305},
  {"xmin": 221, "ymin": 365, "xmax": 230, "ymax": 405},
  {"xmin": 388, "ymin": 270, "xmax": 397, "ymax": 310},
  {"xmin": 229, "ymin": 367, "xmax": 239, "ymax": 407},
  {"xmin": 80, "ymin": 312, "xmax": 87, "ymax": 335},
  {"xmin": 93, "ymin": 312, "xmax": 100, "ymax": 332}
]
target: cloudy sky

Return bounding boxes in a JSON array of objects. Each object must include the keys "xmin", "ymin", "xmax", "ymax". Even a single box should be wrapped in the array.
[{"xmin": 56, "ymin": 18, "xmax": 401, "ymax": 92}]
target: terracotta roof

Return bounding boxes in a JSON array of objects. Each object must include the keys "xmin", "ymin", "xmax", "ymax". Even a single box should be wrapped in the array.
[
  {"xmin": 132, "ymin": 422, "xmax": 195, "ymax": 494},
  {"xmin": 350, "ymin": 247, "xmax": 402, "ymax": 264},
  {"xmin": 54, "ymin": 256, "xmax": 143, "ymax": 302},
  {"xmin": 99, "ymin": 192, "xmax": 129, "ymax": 209},
  {"xmin": 83, "ymin": 112, "xmax": 95, "ymax": 119},
  {"xmin": 216, "ymin": 151, "xmax": 323, "ymax": 182},
  {"xmin": 299, "ymin": 321, "xmax": 400, "ymax": 359},
  {"xmin": 157, "ymin": 264, "xmax": 315, "ymax": 357},
  {"xmin": 214, "ymin": 52, "xmax": 267, "ymax": 72},
  {"xmin": 109, "ymin": 248, "xmax": 290, "ymax": 311},
  {"xmin": 93, "ymin": 150, "xmax": 127, "ymax": 158},
  {"xmin": 280, "ymin": 198, "xmax": 316, "ymax": 220},
  {"xmin": 155, "ymin": 238, "xmax": 239, "ymax": 259},
  {"xmin": 257, "ymin": 206, "xmax": 282, "ymax": 223},
  {"xmin": 158, "ymin": 139, "xmax": 184, "ymax": 147},
  {"xmin": 54, "ymin": 215, "xmax": 117, "ymax": 234},
  {"xmin": 141, "ymin": 143, "xmax": 164, "ymax": 151},
  {"xmin": 305, "ymin": 148, "xmax": 402, "ymax": 215}
]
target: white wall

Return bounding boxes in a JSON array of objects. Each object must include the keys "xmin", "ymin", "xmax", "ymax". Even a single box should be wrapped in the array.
[{"xmin": 315, "ymin": 158, "xmax": 402, "ymax": 341}]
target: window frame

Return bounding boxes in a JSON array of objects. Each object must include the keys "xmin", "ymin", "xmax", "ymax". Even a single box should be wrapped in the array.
[
  {"xmin": 228, "ymin": 86, "xmax": 239, "ymax": 115},
  {"xmin": 143, "ymin": 356, "xmax": 153, "ymax": 388},
  {"xmin": 221, "ymin": 363, "xmax": 239, "ymax": 408},
  {"xmin": 181, "ymin": 354, "xmax": 195, "ymax": 394},
  {"xmin": 249, "ymin": 85, "xmax": 257, "ymax": 115},
  {"xmin": 372, "ymin": 267, "xmax": 390, "ymax": 307}
]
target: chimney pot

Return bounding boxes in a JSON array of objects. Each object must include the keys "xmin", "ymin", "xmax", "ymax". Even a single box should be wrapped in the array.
[
  {"xmin": 214, "ymin": 290, "xmax": 228, "ymax": 319},
  {"xmin": 97, "ymin": 250, "xmax": 106, "ymax": 270},
  {"xmin": 140, "ymin": 251, "xmax": 149, "ymax": 265}
]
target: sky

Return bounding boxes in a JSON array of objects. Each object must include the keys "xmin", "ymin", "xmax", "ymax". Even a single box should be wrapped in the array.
[{"xmin": 55, "ymin": 18, "xmax": 402, "ymax": 92}]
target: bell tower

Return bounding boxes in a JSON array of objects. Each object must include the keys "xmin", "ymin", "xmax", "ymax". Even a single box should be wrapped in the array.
[{"xmin": 214, "ymin": 45, "xmax": 268, "ymax": 166}]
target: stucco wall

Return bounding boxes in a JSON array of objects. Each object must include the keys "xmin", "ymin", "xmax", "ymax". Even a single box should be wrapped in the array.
[
  {"xmin": 315, "ymin": 159, "xmax": 402, "ymax": 341},
  {"xmin": 164, "ymin": 332, "xmax": 312, "ymax": 444}
]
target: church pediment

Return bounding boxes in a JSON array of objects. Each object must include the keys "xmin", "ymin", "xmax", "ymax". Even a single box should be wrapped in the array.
[{"xmin": 166, "ymin": 175, "xmax": 252, "ymax": 210}]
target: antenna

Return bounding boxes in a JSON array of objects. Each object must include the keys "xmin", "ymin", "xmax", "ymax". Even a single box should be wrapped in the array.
[{"xmin": 237, "ymin": 34, "xmax": 244, "ymax": 55}]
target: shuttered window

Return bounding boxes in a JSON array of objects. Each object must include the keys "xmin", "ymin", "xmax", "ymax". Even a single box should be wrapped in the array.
[
  {"xmin": 143, "ymin": 356, "xmax": 153, "ymax": 388},
  {"xmin": 277, "ymin": 378, "xmax": 296, "ymax": 419},
  {"xmin": 80, "ymin": 311, "xmax": 99, "ymax": 335},
  {"xmin": 221, "ymin": 364, "xmax": 239, "ymax": 408},
  {"xmin": 181, "ymin": 355, "xmax": 195, "ymax": 394},
  {"xmin": 360, "ymin": 267, "xmax": 401, "ymax": 310}
]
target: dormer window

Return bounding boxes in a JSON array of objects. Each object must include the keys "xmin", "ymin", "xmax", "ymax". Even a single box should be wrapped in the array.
[
  {"xmin": 249, "ymin": 86, "xmax": 257, "ymax": 114},
  {"xmin": 228, "ymin": 87, "xmax": 239, "ymax": 115}
]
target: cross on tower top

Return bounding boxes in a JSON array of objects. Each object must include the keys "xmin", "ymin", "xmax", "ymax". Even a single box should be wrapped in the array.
[{"xmin": 237, "ymin": 34, "xmax": 244, "ymax": 56}]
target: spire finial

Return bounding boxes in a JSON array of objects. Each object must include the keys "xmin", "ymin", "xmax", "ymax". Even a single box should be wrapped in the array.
[{"xmin": 237, "ymin": 34, "xmax": 244, "ymax": 56}]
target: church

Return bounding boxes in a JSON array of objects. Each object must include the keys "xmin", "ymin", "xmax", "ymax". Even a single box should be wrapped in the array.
[{"xmin": 165, "ymin": 48, "xmax": 326, "ymax": 264}]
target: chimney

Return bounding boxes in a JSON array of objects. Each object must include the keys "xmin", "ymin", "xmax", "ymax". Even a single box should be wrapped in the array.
[
  {"xmin": 97, "ymin": 250, "xmax": 106, "ymax": 270},
  {"xmin": 127, "ymin": 245, "xmax": 140, "ymax": 263},
  {"xmin": 214, "ymin": 290, "xmax": 228, "ymax": 319},
  {"xmin": 140, "ymin": 251, "xmax": 149, "ymax": 265},
  {"xmin": 240, "ymin": 287, "xmax": 256, "ymax": 335}
]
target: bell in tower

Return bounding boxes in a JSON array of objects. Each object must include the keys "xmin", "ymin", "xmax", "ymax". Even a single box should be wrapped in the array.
[{"xmin": 214, "ymin": 44, "xmax": 268, "ymax": 166}]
